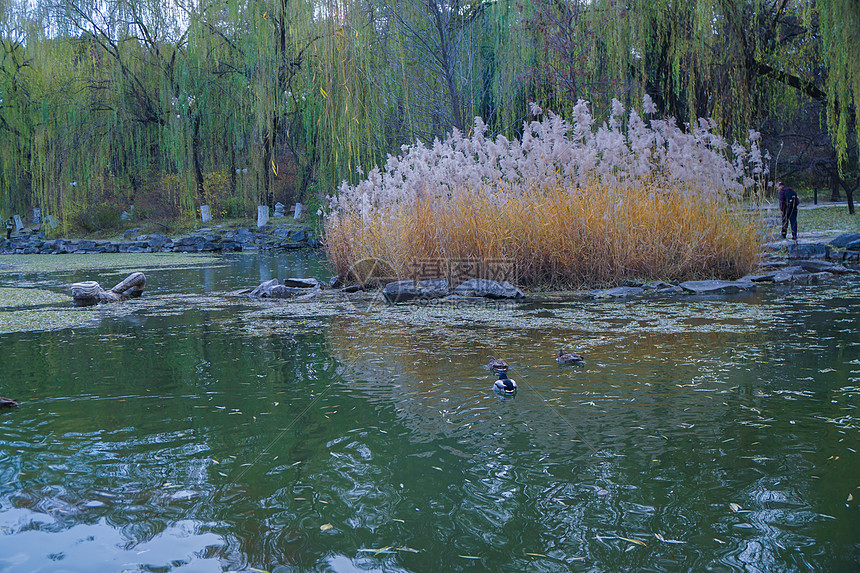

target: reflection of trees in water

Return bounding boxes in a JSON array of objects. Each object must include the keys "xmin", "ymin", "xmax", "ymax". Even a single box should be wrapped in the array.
[{"xmin": 322, "ymin": 310, "xmax": 755, "ymax": 456}]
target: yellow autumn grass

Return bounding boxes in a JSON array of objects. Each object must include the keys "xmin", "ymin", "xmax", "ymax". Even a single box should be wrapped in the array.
[{"xmin": 325, "ymin": 183, "xmax": 762, "ymax": 288}]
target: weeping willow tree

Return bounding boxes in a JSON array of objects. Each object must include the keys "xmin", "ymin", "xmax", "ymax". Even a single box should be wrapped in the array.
[
  {"xmin": 1, "ymin": 0, "xmax": 855, "ymax": 222},
  {"xmin": 0, "ymin": 0, "xmax": 326, "ymax": 227},
  {"xmin": 306, "ymin": 0, "xmax": 536, "ymax": 185},
  {"xmin": 819, "ymin": 0, "xmax": 860, "ymax": 171}
]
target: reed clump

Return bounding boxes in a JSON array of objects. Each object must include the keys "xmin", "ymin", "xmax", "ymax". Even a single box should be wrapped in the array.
[
  {"xmin": 325, "ymin": 183, "xmax": 760, "ymax": 287},
  {"xmin": 324, "ymin": 98, "xmax": 766, "ymax": 288}
]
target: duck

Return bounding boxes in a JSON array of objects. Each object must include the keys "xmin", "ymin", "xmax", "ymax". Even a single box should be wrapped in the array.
[
  {"xmin": 0, "ymin": 397, "xmax": 19, "ymax": 408},
  {"xmin": 493, "ymin": 371, "xmax": 517, "ymax": 394},
  {"xmin": 557, "ymin": 348, "xmax": 585, "ymax": 365},
  {"xmin": 487, "ymin": 356, "xmax": 509, "ymax": 373}
]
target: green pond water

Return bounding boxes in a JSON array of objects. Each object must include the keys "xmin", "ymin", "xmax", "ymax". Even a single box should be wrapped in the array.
[{"xmin": 0, "ymin": 252, "xmax": 859, "ymax": 572}]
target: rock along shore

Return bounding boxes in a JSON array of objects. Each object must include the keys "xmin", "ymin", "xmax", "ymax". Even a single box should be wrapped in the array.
[{"xmin": 0, "ymin": 224, "xmax": 321, "ymax": 255}]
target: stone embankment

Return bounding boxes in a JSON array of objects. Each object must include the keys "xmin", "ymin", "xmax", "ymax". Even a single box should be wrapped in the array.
[{"xmin": 0, "ymin": 225, "xmax": 321, "ymax": 255}]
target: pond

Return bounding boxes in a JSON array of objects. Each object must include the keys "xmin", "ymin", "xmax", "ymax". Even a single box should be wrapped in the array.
[{"xmin": 1, "ymin": 252, "xmax": 858, "ymax": 572}]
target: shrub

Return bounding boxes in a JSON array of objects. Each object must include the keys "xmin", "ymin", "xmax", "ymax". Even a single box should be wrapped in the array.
[{"xmin": 65, "ymin": 202, "xmax": 122, "ymax": 234}]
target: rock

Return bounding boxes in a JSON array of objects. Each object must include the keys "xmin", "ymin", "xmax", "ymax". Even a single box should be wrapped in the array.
[
  {"xmin": 678, "ymin": 280, "xmax": 756, "ymax": 294},
  {"xmin": 249, "ymin": 279, "xmax": 318, "ymax": 299},
  {"xmin": 419, "ymin": 278, "xmax": 449, "ymax": 298},
  {"xmin": 808, "ymin": 272, "xmax": 834, "ymax": 284},
  {"xmin": 645, "ymin": 281, "xmax": 675, "ymax": 290},
  {"xmin": 123, "ymin": 228, "xmax": 140, "ymax": 239},
  {"xmin": 250, "ymin": 279, "xmax": 280, "ymax": 297},
  {"xmin": 773, "ymin": 269, "xmax": 809, "ymax": 283},
  {"xmin": 382, "ymin": 281, "xmax": 421, "ymax": 303},
  {"xmin": 453, "ymin": 279, "xmax": 524, "ymax": 299},
  {"xmin": 798, "ymin": 260, "xmax": 857, "ymax": 275},
  {"xmin": 291, "ymin": 228, "xmax": 312, "ymax": 242},
  {"xmin": 742, "ymin": 273, "xmax": 778, "ymax": 282},
  {"xmin": 587, "ymin": 286, "xmax": 644, "ymax": 299},
  {"xmin": 272, "ymin": 226, "xmax": 295, "ymax": 239},
  {"xmin": 788, "ymin": 243, "xmax": 829, "ymax": 259},
  {"xmin": 847, "ymin": 240, "xmax": 860, "ymax": 251},
  {"xmin": 382, "ymin": 279, "xmax": 449, "ymax": 303},
  {"xmin": 828, "ymin": 232, "xmax": 860, "ymax": 248},
  {"xmin": 283, "ymin": 277, "xmax": 319, "ymax": 288},
  {"xmin": 139, "ymin": 234, "xmax": 168, "ymax": 249},
  {"xmin": 329, "ymin": 275, "xmax": 344, "ymax": 289}
]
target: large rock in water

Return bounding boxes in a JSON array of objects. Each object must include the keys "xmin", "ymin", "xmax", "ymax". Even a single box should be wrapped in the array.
[
  {"xmin": 586, "ymin": 286, "xmax": 645, "ymax": 299},
  {"xmin": 798, "ymin": 260, "xmax": 857, "ymax": 275},
  {"xmin": 283, "ymin": 277, "xmax": 320, "ymax": 288},
  {"xmin": 678, "ymin": 280, "xmax": 756, "ymax": 294},
  {"xmin": 250, "ymin": 278, "xmax": 320, "ymax": 298},
  {"xmin": 382, "ymin": 279, "xmax": 449, "ymax": 303},
  {"xmin": 453, "ymin": 279, "xmax": 525, "ymax": 299}
]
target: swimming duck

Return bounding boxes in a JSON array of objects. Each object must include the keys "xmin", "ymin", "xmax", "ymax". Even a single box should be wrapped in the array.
[
  {"xmin": 0, "ymin": 397, "xmax": 19, "ymax": 408},
  {"xmin": 487, "ymin": 356, "xmax": 509, "ymax": 373},
  {"xmin": 493, "ymin": 371, "xmax": 517, "ymax": 394},
  {"xmin": 557, "ymin": 348, "xmax": 585, "ymax": 365}
]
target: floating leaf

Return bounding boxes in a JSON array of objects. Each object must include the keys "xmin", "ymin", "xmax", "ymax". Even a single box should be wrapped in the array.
[
  {"xmin": 250, "ymin": 568, "xmax": 270, "ymax": 573},
  {"xmin": 525, "ymin": 552, "xmax": 548, "ymax": 557},
  {"xmin": 395, "ymin": 547, "xmax": 420, "ymax": 553},
  {"xmin": 848, "ymin": 493, "xmax": 854, "ymax": 502},
  {"xmin": 617, "ymin": 536, "xmax": 646, "ymax": 546},
  {"xmin": 320, "ymin": 523, "xmax": 333, "ymax": 531},
  {"xmin": 714, "ymin": 538, "xmax": 726, "ymax": 544},
  {"xmin": 458, "ymin": 555, "xmax": 481, "ymax": 560},
  {"xmin": 729, "ymin": 503, "xmax": 742, "ymax": 513},
  {"xmin": 655, "ymin": 533, "xmax": 686, "ymax": 544}
]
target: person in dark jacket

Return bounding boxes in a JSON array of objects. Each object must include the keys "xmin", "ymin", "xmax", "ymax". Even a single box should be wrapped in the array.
[
  {"xmin": 777, "ymin": 182, "xmax": 799, "ymax": 241},
  {"xmin": 5, "ymin": 217, "xmax": 13, "ymax": 240}
]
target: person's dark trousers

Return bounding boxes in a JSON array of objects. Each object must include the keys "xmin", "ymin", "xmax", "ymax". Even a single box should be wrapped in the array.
[{"xmin": 781, "ymin": 208, "xmax": 797, "ymax": 240}]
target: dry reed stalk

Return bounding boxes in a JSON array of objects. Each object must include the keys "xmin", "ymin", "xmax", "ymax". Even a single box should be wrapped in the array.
[{"xmin": 324, "ymin": 183, "xmax": 761, "ymax": 288}]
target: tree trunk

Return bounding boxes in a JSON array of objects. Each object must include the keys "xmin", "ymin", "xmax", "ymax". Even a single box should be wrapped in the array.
[
  {"xmin": 192, "ymin": 114, "xmax": 205, "ymax": 200},
  {"xmin": 830, "ymin": 170, "xmax": 841, "ymax": 202},
  {"xmin": 837, "ymin": 175, "xmax": 857, "ymax": 215}
]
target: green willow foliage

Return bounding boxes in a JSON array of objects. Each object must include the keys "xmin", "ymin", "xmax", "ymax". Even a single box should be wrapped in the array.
[{"xmin": 0, "ymin": 0, "xmax": 855, "ymax": 224}]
